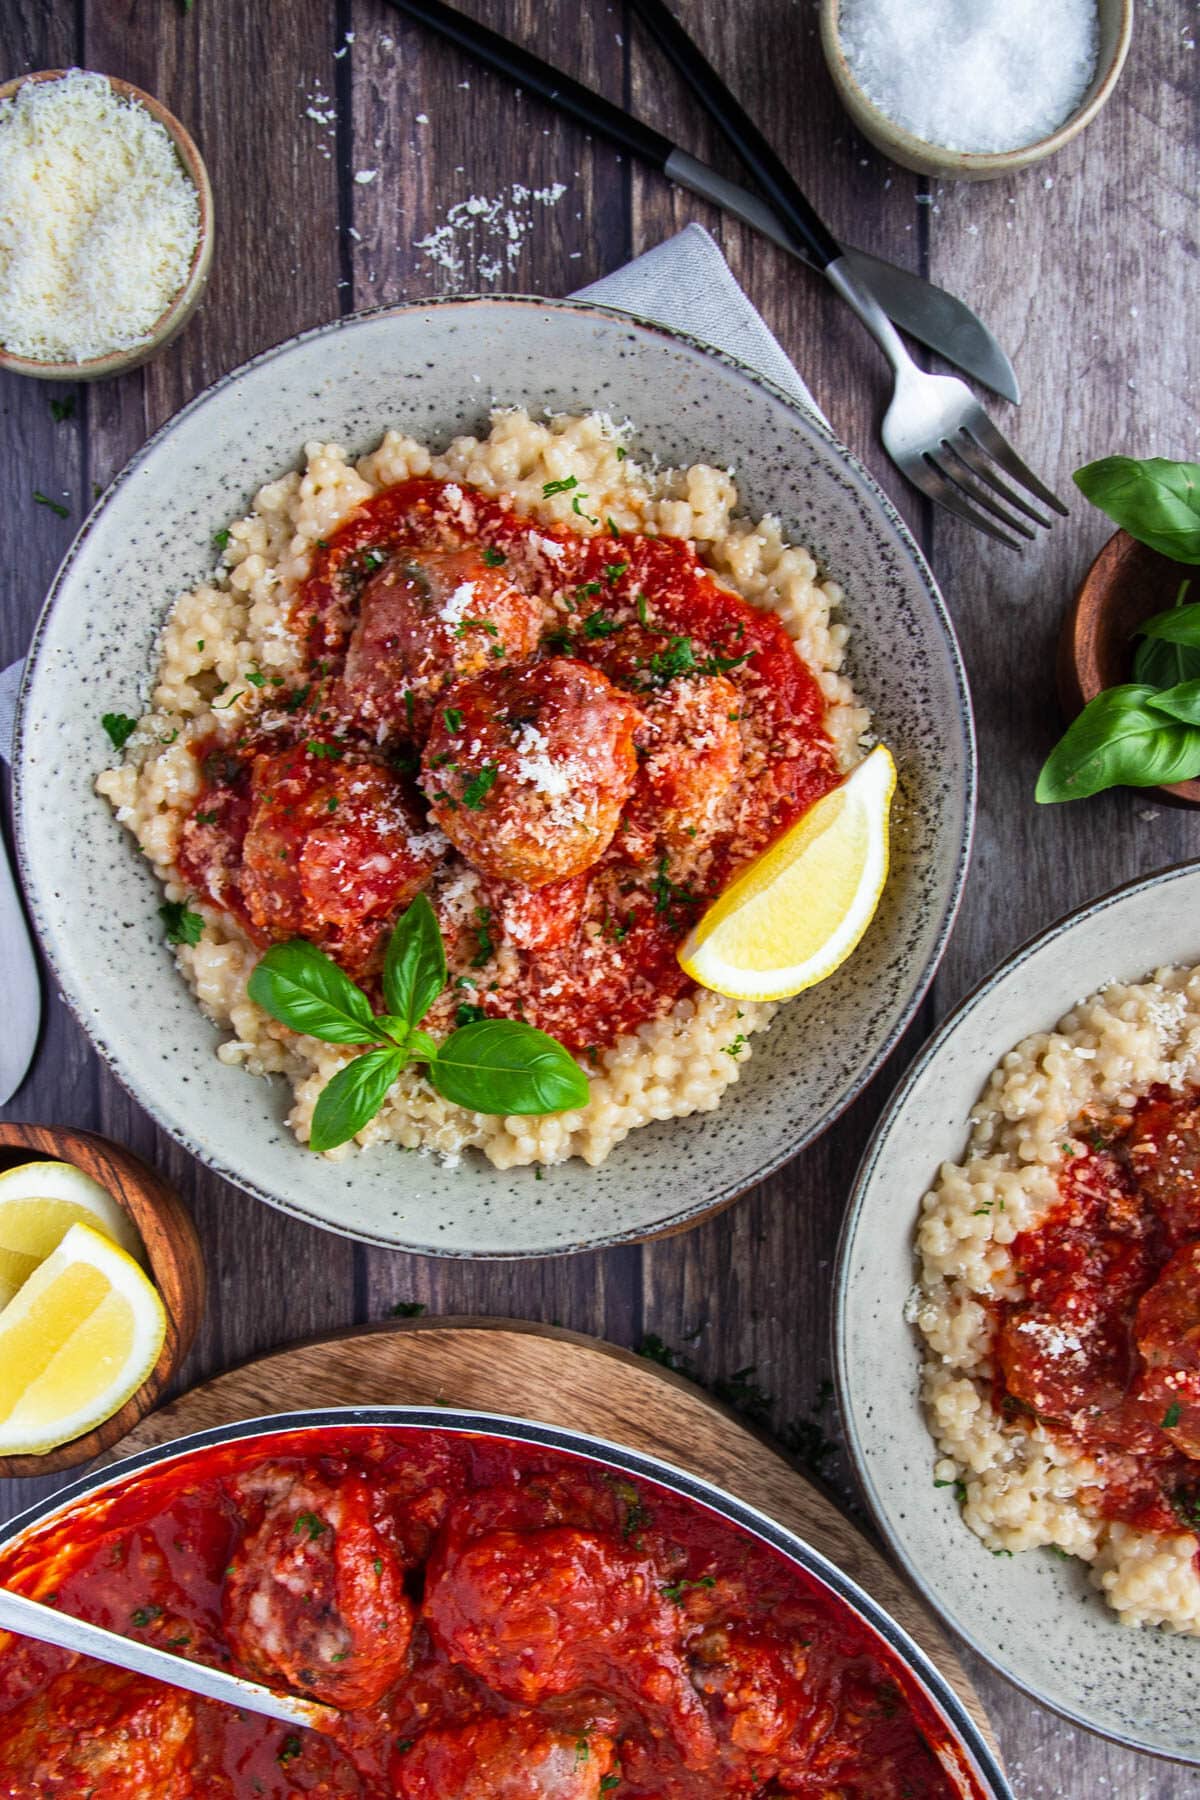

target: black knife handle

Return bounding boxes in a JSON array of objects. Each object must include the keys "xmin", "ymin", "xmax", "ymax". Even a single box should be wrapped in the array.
[
  {"xmin": 385, "ymin": 0, "xmax": 676, "ymax": 173},
  {"xmin": 627, "ymin": 0, "xmax": 842, "ymax": 271}
]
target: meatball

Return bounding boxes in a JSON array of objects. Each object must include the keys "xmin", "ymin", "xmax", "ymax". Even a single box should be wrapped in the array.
[
  {"xmin": 481, "ymin": 871, "xmax": 590, "ymax": 953},
  {"xmin": 690, "ymin": 1625, "xmax": 814, "ymax": 1759},
  {"xmin": 343, "ymin": 547, "xmax": 542, "ymax": 738},
  {"xmin": 1126, "ymin": 1091, "xmax": 1200, "ymax": 1239},
  {"xmin": 1135, "ymin": 1242, "xmax": 1200, "ymax": 1458},
  {"xmin": 238, "ymin": 743, "xmax": 443, "ymax": 979},
  {"xmin": 393, "ymin": 1715, "xmax": 618, "ymax": 1800},
  {"xmin": 223, "ymin": 1463, "xmax": 414, "ymax": 1709},
  {"xmin": 421, "ymin": 659, "xmax": 642, "ymax": 887},
  {"xmin": 424, "ymin": 1526, "xmax": 715, "ymax": 1769},
  {"xmin": 622, "ymin": 674, "xmax": 742, "ymax": 858},
  {"xmin": 0, "ymin": 1665, "xmax": 197, "ymax": 1800}
]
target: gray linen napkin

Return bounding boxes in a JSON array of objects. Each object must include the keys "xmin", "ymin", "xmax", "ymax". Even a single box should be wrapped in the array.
[{"xmin": 0, "ymin": 223, "xmax": 819, "ymax": 758}]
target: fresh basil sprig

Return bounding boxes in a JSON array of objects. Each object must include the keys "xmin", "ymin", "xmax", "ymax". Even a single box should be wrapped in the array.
[
  {"xmin": 247, "ymin": 894, "xmax": 588, "ymax": 1152},
  {"xmin": 1035, "ymin": 683, "xmax": 1200, "ymax": 802},
  {"xmin": 1074, "ymin": 458, "xmax": 1200, "ymax": 565}
]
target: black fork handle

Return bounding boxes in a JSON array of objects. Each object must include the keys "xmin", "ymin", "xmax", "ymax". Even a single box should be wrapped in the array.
[{"xmin": 626, "ymin": 0, "xmax": 843, "ymax": 271}]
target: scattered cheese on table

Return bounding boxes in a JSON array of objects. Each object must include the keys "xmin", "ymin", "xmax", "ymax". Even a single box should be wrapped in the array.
[
  {"xmin": 837, "ymin": 0, "xmax": 1100, "ymax": 155},
  {"xmin": 0, "ymin": 69, "xmax": 201, "ymax": 364}
]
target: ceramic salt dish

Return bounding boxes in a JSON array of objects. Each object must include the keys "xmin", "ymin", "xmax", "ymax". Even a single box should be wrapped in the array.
[{"xmin": 819, "ymin": 0, "xmax": 1133, "ymax": 181}]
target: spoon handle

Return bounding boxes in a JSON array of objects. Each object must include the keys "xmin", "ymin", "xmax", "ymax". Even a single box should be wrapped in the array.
[{"xmin": 0, "ymin": 1586, "xmax": 334, "ymax": 1732}]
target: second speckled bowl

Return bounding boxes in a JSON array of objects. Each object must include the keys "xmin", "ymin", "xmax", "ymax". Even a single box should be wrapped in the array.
[{"xmin": 14, "ymin": 298, "xmax": 974, "ymax": 1255}]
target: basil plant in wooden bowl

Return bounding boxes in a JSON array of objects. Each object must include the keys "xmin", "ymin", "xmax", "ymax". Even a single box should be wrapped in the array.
[{"xmin": 1046, "ymin": 457, "xmax": 1200, "ymax": 806}]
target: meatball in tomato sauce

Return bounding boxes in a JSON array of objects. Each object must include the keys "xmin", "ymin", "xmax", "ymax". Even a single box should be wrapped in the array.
[
  {"xmin": 0, "ymin": 1665, "xmax": 196, "ymax": 1800},
  {"xmin": 222, "ymin": 1462, "xmax": 413, "ymax": 1709},
  {"xmin": 424, "ymin": 1524, "xmax": 716, "ymax": 1769},
  {"xmin": 229, "ymin": 743, "xmax": 441, "ymax": 980},
  {"xmin": 393, "ymin": 1714, "xmax": 618, "ymax": 1800},
  {"xmin": 342, "ymin": 547, "xmax": 542, "ymax": 739},
  {"xmin": 421, "ymin": 658, "xmax": 642, "ymax": 887},
  {"xmin": 622, "ymin": 673, "xmax": 742, "ymax": 860}
]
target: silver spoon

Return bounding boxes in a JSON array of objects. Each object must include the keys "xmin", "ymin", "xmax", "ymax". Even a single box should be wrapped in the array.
[{"xmin": 0, "ymin": 1585, "xmax": 337, "ymax": 1733}]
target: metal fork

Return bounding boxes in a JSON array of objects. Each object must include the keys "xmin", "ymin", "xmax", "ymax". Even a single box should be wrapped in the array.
[
  {"xmin": 826, "ymin": 261, "xmax": 1068, "ymax": 549},
  {"xmin": 628, "ymin": 0, "xmax": 1067, "ymax": 550}
]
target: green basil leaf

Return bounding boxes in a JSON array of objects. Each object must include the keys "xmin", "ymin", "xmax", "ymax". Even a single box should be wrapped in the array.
[
  {"xmin": 407, "ymin": 1028, "xmax": 441, "ymax": 1064},
  {"xmin": 382, "ymin": 893, "xmax": 446, "ymax": 1032},
  {"xmin": 1147, "ymin": 679, "xmax": 1200, "ymax": 727},
  {"xmin": 1074, "ymin": 457, "xmax": 1200, "ymax": 563},
  {"xmin": 1133, "ymin": 631, "xmax": 1200, "ymax": 689},
  {"xmin": 310, "ymin": 1047, "xmax": 405, "ymax": 1152},
  {"xmin": 1036, "ymin": 684, "xmax": 1200, "ymax": 802},
  {"xmin": 429, "ymin": 1020, "xmax": 589, "ymax": 1115},
  {"xmin": 248, "ymin": 940, "xmax": 379, "ymax": 1043},
  {"xmin": 1137, "ymin": 599, "xmax": 1200, "ymax": 650}
]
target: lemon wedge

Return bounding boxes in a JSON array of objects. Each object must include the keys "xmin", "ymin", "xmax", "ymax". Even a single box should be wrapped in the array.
[
  {"xmin": 0, "ymin": 1221, "xmax": 166, "ymax": 1456},
  {"xmin": 0, "ymin": 1160, "xmax": 145, "ymax": 1309},
  {"xmin": 679, "ymin": 744, "xmax": 896, "ymax": 1002}
]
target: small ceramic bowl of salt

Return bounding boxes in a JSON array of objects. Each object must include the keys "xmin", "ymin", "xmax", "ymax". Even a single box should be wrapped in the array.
[
  {"xmin": 819, "ymin": 0, "xmax": 1132, "ymax": 181},
  {"xmin": 0, "ymin": 69, "xmax": 213, "ymax": 380}
]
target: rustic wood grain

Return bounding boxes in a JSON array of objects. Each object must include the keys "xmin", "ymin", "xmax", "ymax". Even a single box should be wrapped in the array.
[
  {"xmin": 1, "ymin": 0, "xmax": 1197, "ymax": 1791},
  {"xmin": 0, "ymin": 1123, "xmax": 204, "ymax": 1476},
  {"xmin": 105, "ymin": 1318, "xmax": 999, "ymax": 1754}
]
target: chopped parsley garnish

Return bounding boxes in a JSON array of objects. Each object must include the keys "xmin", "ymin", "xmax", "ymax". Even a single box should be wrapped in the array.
[
  {"xmin": 601, "ymin": 1778, "xmax": 621, "ymax": 1792},
  {"xmin": 293, "ymin": 1511, "xmax": 327, "ymax": 1540},
  {"xmin": 462, "ymin": 763, "xmax": 498, "ymax": 809},
  {"xmin": 166, "ymin": 1633, "xmax": 191, "ymax": 1648},
  {"xmin": 278, "ymin": 1735, "xmax": 303, "ymax": 1766},
  {"xmin": 395, "ymin": 1739, "xmax": 414, "ymax": 1756},
  {"xmin": 471, "ymin": 905, "xmax": 495, "ymax": 966},
  {"xmin": 703, "ymin": 648, "xmax": 753, "ymax": 676},
  {"xmin": 615, "ymin": 446, "xmax": 627, "ymax": 461},
  {"xmin": 326, "ymin": 796, "xmax": 339, "ymax": 812},
  {"xmin": 33, "ymin": 489, "xmax": 68, "ymax": 517},
  {"xmin": 306, "ymin": 738, "xmax": 345, "ymax": 760},
  {"xmin": 1163, "ymin": 1402, "xmax": 1182, "ymax": 1430},
  {"xmin": 934, "ymin": 1477, "xmax": 968, "ymax": 1504},
  {"xmin": 49, "ymin": 395, "xmax": 75, "ymax": 423},
  {"xmin": 212, "ymin": 527, "xmax": 231, "ymax": 550},
  {"xmin": 244, "ymin": 668, "xmax": 266, "ymax": 687},
  {"xmin": 455, "ymin": 617, "xmax": 499, "ymax": 638},
  {"xmin": 212, "ymin": 689, "xmax": 244, "ymax": 710},
  {"xmin": 195, "ymin": 809, "xmax": 218, "ymax": 825},
  {"xmin": 402, "ymin": 688, "xmax": 415, "ymax": 731},
  {"xmin": 443, "ymin": 708, "xmax": 464, "ymax": 733},
  {"xmin": 638, "ymin": 1333, "xmax": 688, "ymax": 1372},
  {"xmin": 575, "ymin": 1738, "xmax": 590, "ymax": 1766},
  {"xmin": 102, "ymin": 711, "xmax": 138, "ymax": 750},
  {"xmin": 282, "ymin": 684, "xmax": 311, "ymax": 714},
  {"xmin": 635, "ymin": 593, "xmax": 650, "ymax": 626},
  {"xmin": 606, "ymin": 516, "xmax": 621, "ymax": 537},
  {"xmin": 130, "ymin": 1605, "xmax": 163, "ymax": 1627},
  {"xmin": 582, "ymin": 609, "xmax": 621, "ymax": 640},
  {"xmin": 542, "ymin": 476, "xmax": 579, "ymax": 497},
  {"xmin": 604, "ymin": 561, "xmax": 629, "ymax": 583},
  {"xmin": 722, "ymin": 1034, "xmax": 747, "ymax": 1059},
  {"xmin": 373, "ymin": 1557, "xmax": 384, "ymax": 1575},
  {"xmin": 159, "ymin": 901, "xmax": 204, "ymax": 946},
  {"xmin": 481, "ymin": 545, "xmax": 507, "ymax": 566},
  {"xmin": 359, "ymin": 547, "xmax": 387, "ymax": 571},
  {"xmin": 660, "ymin": 1576, "xmax": 716, "ymax": 1602},
  {"xmin": 647, "ymin": 635, "xmax": 698, "ymax": 685},
  {"xmin": 651, "ymin": 855, "xmax": 695, "ymax": 917},
  {"xmin": 456, "ymin": 1002, "xmax": 487, "ymax": 1026},
  {"xmin": 389, "ymin": 1300, "xmax": 426, "ymax": 1317},
  {"xmin": 572, "ymin": 492, "xmax": 599, "ymax": 526}
]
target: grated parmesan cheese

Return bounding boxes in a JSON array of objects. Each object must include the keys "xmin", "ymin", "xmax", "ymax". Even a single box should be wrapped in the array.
[{"xmin": 0, "ymin": 70, "xmax": 201, "ymax": 364}]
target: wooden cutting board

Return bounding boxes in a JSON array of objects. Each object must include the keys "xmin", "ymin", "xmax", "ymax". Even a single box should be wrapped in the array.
[{"xmin": 111, "ymin": 1317, "xmax": 997, "ymax": 1753}]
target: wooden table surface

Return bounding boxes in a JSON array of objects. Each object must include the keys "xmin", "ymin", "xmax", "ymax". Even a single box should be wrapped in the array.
[{"xmin": 1, "ymin": 3, "xmax": 1196, "ymax": 1793}]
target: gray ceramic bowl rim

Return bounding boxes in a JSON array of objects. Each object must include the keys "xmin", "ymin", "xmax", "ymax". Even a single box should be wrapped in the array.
[
  {"xmin": 0, "ymin": 1403, "xmax": 1010, "ymax": 1798},
  {"xmin": 833, "ymin": 855, "xmax": 1200, "ymax": 1760},
  {"xmin": 14, "ymin": 294, "xmax": 974, "ymax": 1255}
]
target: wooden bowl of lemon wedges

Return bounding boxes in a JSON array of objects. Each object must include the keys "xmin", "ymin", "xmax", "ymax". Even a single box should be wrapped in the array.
[{"xmin": 0, "ymin": 1124, "xmax": 204, "ymax": 1477}]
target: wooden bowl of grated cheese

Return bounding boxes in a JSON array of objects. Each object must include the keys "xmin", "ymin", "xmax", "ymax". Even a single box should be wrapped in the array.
[{"xmin": 0, "ymin": 69, "xmax": 213, "ymax": 381}]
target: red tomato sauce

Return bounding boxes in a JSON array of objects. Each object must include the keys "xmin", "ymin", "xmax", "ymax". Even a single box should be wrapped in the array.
[
  {"xmin": 0, "ymin": 1428, "xmax": 964, "ymax": 1800},
  {"xmin": 991, "ymin": 1086, "xmax": 1200, "ymax": 1540},
  {"xmin": 176, "ymin": 479, "xmax": 840, "ymax": 1051}
]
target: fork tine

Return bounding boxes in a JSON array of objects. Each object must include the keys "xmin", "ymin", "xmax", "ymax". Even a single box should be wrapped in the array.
[
  {"xmin": 964, "ymin": 412, "xmax": 1070, "ymax": 515},
  {"xmin": 905, "ymin": 453, "xmax": 1027, "ymax": 551},
  {"xmin": 947, "ymin": 430, "xmax": 1054, "ymax": 529},
  {"xmin": 924, "ymin": 452, "xmax": 1035, "ymax": 545}
]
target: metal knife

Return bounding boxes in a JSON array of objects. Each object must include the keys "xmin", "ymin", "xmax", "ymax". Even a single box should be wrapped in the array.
[
  {"xmin": 0, "ymin": 828, "xmax": 39, "ymax": 1105},
  {"xmin": 385, "ymin": 0, "xmax": 1019, "ymax": 404}
]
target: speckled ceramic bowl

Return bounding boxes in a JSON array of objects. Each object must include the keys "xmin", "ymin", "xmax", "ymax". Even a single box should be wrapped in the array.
[
  {"xmin": 835, "ymin": 860, "xmax": 1200, "ymax": 1762},
  {"xmin": 14, "ymin": 298, "xmax": 974, "ymax": 1256}
]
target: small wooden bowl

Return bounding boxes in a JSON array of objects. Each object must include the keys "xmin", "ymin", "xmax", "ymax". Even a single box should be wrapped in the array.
[
  {"xmin": 0, "ymin": 70, "xmax": 214, "ymax": 382},
  {"xmin": 819, "ymin": 0, "xmax": 1133, "ymax": 181},
  {"xmin": 1057, "ymin": 528, "xmax": 1200, "ymax": 808},
  {"xmin": 0, "ymin": 1123, "xmax": 205, "ymax": 1477}
]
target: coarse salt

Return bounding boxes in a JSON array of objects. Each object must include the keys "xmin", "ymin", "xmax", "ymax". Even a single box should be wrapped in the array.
[
  {"xmin": 837, "ymin": 0, "xmax": 1100, "ymax": 155},
  {"xmin": 0, "ymin": 69, "xmax": 201, "ymax": 363}
]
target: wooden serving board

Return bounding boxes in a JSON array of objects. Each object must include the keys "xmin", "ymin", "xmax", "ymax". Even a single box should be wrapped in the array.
[{"xmin": 111, "ymin": 1319, "xmax": 997, "ymax": 1754}]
